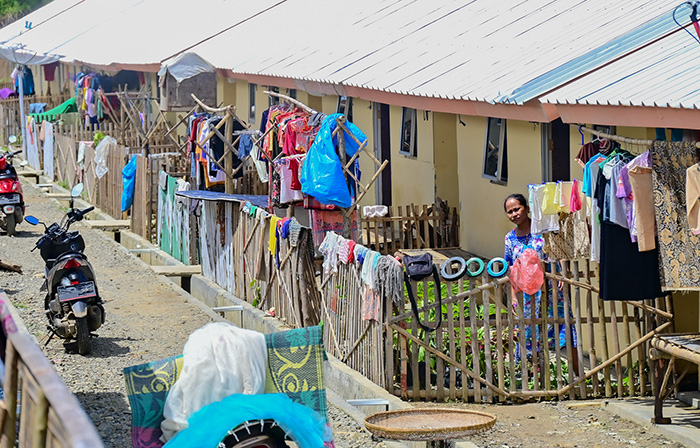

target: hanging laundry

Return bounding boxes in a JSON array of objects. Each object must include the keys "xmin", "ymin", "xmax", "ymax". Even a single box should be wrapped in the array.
[
  {"xmin": 528, "ymin": 184, "xmax": 559, "ymax": 234},
  {"xmin": 629, "ymin": 166, "xmax": 655, "ymax": 251},
  {"xmin": 598, "ymin": 155, "xmax": 662, "ymax": 300},
  {"xmin": 686, "ymin": 163, "xmax": 700, "ymax": 236},
  {"xmin": 43, "ymin": 62, "xmax": 58, "ymax": 82},
  {"xmin": 652, "ymin": 140, "xmax": 700, "ymax": 289},
  {"xmin": 311, "ymin": 209, "xmax": 358, "ymax": 247}
]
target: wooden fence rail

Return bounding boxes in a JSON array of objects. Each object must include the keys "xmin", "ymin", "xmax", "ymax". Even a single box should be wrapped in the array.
[
  {"xmin": 360, "ymin": 202, "xmax": 459, "ymax": 255},
  {"xmin": 0, "ymin": 292, "xmax": 104, "ymax": 448}
]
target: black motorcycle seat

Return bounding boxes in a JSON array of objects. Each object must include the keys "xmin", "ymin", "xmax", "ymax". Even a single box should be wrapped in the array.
[{"xmin": 55, "ymin": 251, "xmax": 87, "ymax": 264}]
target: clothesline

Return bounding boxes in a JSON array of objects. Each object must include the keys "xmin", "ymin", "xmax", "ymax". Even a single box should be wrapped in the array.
[
  {"xmin": 263, "ymin": 90, "xmax": 318, "ymax": 115},
  {"xmin": 580, "ymin": 125, "xmax": 700, "ymax": 149}
]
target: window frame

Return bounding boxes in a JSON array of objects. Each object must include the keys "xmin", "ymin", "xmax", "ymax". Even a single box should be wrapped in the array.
[
  {"xmin": 336, "ymin": 96, "xmax": 354, "ymax": 122},
  {"xmin": 482, "ymin": 117, "xmax": 508, "ymax": 184},
  {"xmin": 399, "ymin": 107, "xmax": 418, "ymax": 158},
  {"xmin": 248, "ymin": 83, "xmax": 256, "ymax": 125}
]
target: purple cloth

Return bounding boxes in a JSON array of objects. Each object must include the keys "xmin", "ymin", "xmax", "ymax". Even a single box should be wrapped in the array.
[
  {"xmin": 616, "ymin": 150, "xmax": 651, "ymax": 241},
  {"xmin": 0, "ymin": 88, "xmax": 17, "ymax": 99}
]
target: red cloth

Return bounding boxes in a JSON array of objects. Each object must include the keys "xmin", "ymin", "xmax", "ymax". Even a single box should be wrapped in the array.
[
  {"xmin": 575, "ymin": 142, "xmax": 600, "ymax": 164},
  {"xmin": 288, "ymin": 158, "xmax": 301, "ymax": 190},
  {"xmin": 43, "ymin": 62, "xmax": 58, "ymax": 82},
  {"xmin": 347, "ymin": 240, "xmax": 356, "ymax": 263}
]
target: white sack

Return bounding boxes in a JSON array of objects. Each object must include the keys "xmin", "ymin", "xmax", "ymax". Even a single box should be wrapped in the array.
[
  {"xmin": 94, "ymin": 136, "xmax": 116, "ymax": 179},
  {"xmin": 160, "ymin": 322, "xmax": 268, "ymax": 442}
]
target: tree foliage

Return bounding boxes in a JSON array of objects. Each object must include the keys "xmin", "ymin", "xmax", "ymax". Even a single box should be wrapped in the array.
[{"xmin": 0, "ymin": 0, "xmax": 52, "ymax": 24}]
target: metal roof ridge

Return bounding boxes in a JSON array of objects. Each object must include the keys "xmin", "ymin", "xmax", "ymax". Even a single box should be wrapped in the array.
[{"xmin": 505, "ymin": 8, "xmax": 684, "ymax": 104}]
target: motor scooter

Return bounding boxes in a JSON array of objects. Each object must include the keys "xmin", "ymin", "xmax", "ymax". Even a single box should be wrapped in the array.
[
  {"xmin": 0, "ymin": 137, "xmax": 25, "ymax": 236},
  {"xmin": 25, "ymin": 183, "xmax": 104, "ymax": 355}
]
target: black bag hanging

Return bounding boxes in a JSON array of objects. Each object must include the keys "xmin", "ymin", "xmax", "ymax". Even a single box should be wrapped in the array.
[{"xmin": 402, "ymin": 253, "xmax": 442, "ymax": 332}]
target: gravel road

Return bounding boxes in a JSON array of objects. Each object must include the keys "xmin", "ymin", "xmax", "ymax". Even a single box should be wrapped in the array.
[{"xmin": 0, "ymin": 179, "xmax": 386, "ymax": 448}]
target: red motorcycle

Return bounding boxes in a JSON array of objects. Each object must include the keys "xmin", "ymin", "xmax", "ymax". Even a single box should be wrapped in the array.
[{"xmin": 0, "ymin": 149, "xmax": 25, "ymax": 236}]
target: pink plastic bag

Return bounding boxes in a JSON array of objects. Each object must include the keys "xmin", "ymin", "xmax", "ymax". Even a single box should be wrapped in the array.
[
  {"xmin": 570, "ymin": 179, "xmax": 582, "ymax": 213},
  {"xmin": 510, "ymin": 247, "xmax": 544, "ymax": 295}
]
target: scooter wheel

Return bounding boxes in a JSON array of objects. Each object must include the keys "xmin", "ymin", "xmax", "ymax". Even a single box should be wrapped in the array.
[
  {"xmin": 6, "ymin": 214, "xmax": 15, "ymax": 236},
  {"xmin": 219, "ymin": 419, "xmax": 287, "ymax": 448},
  {"xmin": 76, "ymin": 317, "xmax": 91, "ymax": 355}
]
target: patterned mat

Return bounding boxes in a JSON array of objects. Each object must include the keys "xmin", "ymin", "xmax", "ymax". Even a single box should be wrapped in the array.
[{"xmin": 123, "ymin": 325, "xmax": 327, "ymax": 448}]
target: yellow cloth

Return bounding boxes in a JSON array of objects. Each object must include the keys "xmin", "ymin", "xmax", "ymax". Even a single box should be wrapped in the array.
[
  {"xmin": 686, "ymin": 163, "xmax": 700, "ymax": 236},
  {"xmin": 541, "ymin": 182, "xmax": 560, "ymax": 214},
  {"xmin": 558, "ymin": 181, "xmax": 573, "ymax": 213},
  {"xmin": 269, "ymin": 216, "xmax": 280, "ymax": 254}
]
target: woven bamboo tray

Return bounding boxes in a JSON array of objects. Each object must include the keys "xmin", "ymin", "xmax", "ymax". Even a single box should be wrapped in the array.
[{"xmin": 364, "ymin": 408, "xmax": 496, "ymax": 441}]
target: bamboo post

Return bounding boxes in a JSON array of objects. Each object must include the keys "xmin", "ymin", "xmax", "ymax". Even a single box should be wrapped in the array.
[
  {"xmin": 470, "ymin": 279, "xmax": 481, "ymax": 402},
  {"xmin": 494, "ymin": 281, "xmax": 506, "ymax": 402},
  {"xmin": 482, "ymin": 273, "xmax": 493, "ymax": 402},
  {"xmin": 459, "ymin": 277, "xmax": 468, "ymax": 402},
  {"xmin": 585, "ymin": 260, "xmax": 599, "ymax": 396},
  {"xmin": 609, "ymin": 302, "xmax": 624, "ymax": 398},
  {"xmin": 561, "ymin": 264, "xmax": 576, "ymax": 399},
  {"xmin": 224, "ymin": 112, "xmax": 233, "ymax": 193},
  {"xmin": 598, "ymin": 296, "xmax": 613, "ymax": 397},
  {"xmin": 572, "ymin": 261, "xmax": 587, "ymax": 398},
  {"xmin": 423, "ymin": 278, "xmax": 432, "ymax": 401},
  {"xmin": 447, "ymin": 279, "xmax": 457, "ymax": 401}
]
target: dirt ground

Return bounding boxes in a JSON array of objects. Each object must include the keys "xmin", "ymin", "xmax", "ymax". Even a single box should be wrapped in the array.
[
  {"xmin": 414, "ymin": 400, "xmax": 685, "ymax": 447},
  {"xmin": 0, "ymin": 178, "xmax": 689, "ymax": 448}
]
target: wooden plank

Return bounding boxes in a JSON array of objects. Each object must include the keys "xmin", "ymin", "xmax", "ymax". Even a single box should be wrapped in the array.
[
  {"xmin": 436, "ymin": 278, "xmax": 445, "ymax": 401},
  {"xmin": 151, "ymin": 265, "xmax": 202, "ymax": 276},
  {"xmin": 585, "ymin": 260, "xmax": 599, "ymax": 396},
  {"xmin": 516, "ymin": 286, "xmax": 528, "ymax": 394},
  {"xmin": 423, "ymin": 278, "xmax": 432, "ymax": 401},
  {"xmin": 506, "ymin": 282, "xmax": 516, "ymax": 398},
  {"xmin": 572, "ymin": 261, "xmax": 587, "ymax": 399},
  {"xmin": 482, "ymin": 273, "xmax": 493, "ymax": 402},
  {"xmin": 561, "ymin": 264, "xmax": 576, "ymax": 400},
  {"xmin": 494, "ymin": 282, "xmax": 505, "ymax": 402},
  {"xmin": 410, "ymin": 280, "xmax": 420, "ymax": 400},
  {"xmin": 633, "ymin": 307, "xmax": 647, "ymax": 396},
  {"xmin": 84, "ymin": 220, "xmax": 131, "ymax": 230},
  {"xmin": 458, "ymin": 278, "xmax": 468, "ymax": 402},
  {"xmin": 609, "ymin": 302, "xmax": 624, "ymax": 398},
  {"xmin": 621, "ymin": 304, "xmax": 635, "ymax": 397},
  {"xmin": 470, "ymin": 277, "xmax": 481, "ymax": 402},
  {"xmin": 447, "ymin": 279, "xmax": 457, "ymax": 401},
  {"xmin": 598, "ymin": 296, "xmax": 612, "ymax": 397}
]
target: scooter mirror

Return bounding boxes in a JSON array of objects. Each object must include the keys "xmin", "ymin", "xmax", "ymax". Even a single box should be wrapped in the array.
[
  {"xmin": 8, "ymin": 135, "xmax": 17, "ymax": 144},
  {"xmin": 71, "ymin": 183, "xmax": 84, "ymax": 198},
  {"xmin": 24, "ymin": 216, "xmax": 39, "ymax": 225}
]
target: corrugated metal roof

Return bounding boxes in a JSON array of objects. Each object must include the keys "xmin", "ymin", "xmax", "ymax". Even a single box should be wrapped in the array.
[
  {"xmin": 0, "ymin": 0, "xmax": 284, "ymax": 69},
  {"xmin": 190, "ymin": 0, "xmax": 685, "ymax": 104},
  {"xmin": 0, "ymin": 0, "xmax": 693, "ymax": 111},
  {"xmin": 540, "ymin": 25, "xmax": 700, "ymax": 109}
]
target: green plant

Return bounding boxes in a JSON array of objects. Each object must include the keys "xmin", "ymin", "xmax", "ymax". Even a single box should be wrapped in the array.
[{"xmin": 93, "ymin": 131, "xmax": 106, "ymax": 147}]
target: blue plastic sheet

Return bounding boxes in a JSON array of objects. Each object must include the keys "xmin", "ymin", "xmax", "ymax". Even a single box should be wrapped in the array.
[
  {"xmin": 164, "ymin": 393, "xmax": 332, "ymax": 448},
  {"xmin": 300, "ymin": 113, "xmax": 366, "ymax": 208},
  {"xmin": 121, "ymin": 155, "xmax": 137, "ymax": 212}
]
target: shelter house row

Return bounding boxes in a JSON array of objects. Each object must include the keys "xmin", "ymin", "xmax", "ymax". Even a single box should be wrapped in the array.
[{"xmin": 0, "ymin": 0, "xmax": 700, "ymax": 403}]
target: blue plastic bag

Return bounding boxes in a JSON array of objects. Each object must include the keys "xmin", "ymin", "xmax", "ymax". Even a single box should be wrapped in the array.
[
  {"xmin": 121, "ymin": 154, "xmax": 137, "ymax": 212},
  {"xmin": 300, "ymin": 113, "xmax": 366, "ymax": 208}
]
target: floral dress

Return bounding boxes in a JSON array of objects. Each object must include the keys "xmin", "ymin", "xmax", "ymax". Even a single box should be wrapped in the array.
[{"xmin": 504, "ymin": 230, "xmax": 577, "ymax": 361}]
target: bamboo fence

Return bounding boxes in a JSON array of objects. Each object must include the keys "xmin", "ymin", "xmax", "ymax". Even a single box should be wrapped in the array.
[
  {"xmin": 196, "ymin": 198, "xmax": 321, "ymax": 328},
  {"xmin": 360, "ymin": 203, "xmax": 459, "ymax": 255},
  {"xmin": 0, "ymin": 292, "xmax": 104, "ymax": 448},
  {"xmin": 370, "ymin": 259, "xmax": 673, "ymax": 402}
]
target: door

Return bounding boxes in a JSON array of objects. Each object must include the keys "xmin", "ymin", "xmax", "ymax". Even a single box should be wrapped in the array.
[{"xmin": 373, "ymin": 103, "xmax": 392, "ymax": 205}]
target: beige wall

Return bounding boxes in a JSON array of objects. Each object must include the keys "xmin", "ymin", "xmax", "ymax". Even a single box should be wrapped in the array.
[
  {"xmin": 457, "ymin": 117, "xmax": 542, "ymax": 258},
  {"xmin": 433, "ymin": 112, "xmax": 459, "ymax": 208},
  {"xmin": 389, "ymin": 106, "xmax": 435, "ymax": 207}
]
